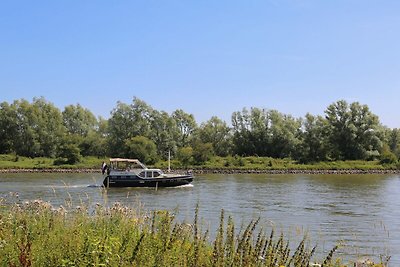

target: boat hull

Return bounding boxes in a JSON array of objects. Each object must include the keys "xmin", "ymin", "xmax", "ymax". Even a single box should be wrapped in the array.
[{"xmin": 103, "ymin": 175, "xmax": 193, "ymax": 188}]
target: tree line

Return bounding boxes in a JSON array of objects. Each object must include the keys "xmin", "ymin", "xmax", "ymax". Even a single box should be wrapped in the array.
[{"xmin": 0, "ymin": 97, "xmax": 399, "ymax": 165}]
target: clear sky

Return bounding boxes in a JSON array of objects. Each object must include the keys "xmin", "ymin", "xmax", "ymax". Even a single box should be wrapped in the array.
[{"xmin": 1, "ymin": 1, "xmax": 399, "ymax": 128}]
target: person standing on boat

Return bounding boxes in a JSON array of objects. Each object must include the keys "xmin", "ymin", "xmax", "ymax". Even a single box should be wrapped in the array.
[{"xmin": 101, "ymin": 161, "xmax": 108, "ymax": 175}]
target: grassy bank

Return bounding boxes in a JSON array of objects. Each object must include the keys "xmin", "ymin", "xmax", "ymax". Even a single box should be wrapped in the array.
[
  {"xmin": 155, "ymin": 156, "xmax": 399, "ymax": 172},
  {"xmin": 0, "ymin": 199, "xmax": 388, "ymax": 267},
  {"xmin": 0, "ymin": 154, "xmax": 107, "ymax": 170},
  {"xmin": 0, "ymin": 154, "xmax": 398, "ymax": 172}
]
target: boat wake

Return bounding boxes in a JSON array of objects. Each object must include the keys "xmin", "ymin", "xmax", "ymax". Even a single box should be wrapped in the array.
[
  {"xmin": 174, "ymin": 184, "xmax": 194, "ymax": 188},
  {"xmin": 42, "ymin": 184, "xmax": 88, "ymax": 189}
]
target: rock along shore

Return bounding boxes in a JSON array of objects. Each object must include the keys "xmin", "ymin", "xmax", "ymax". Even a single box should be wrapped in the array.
[
  {"xmin": 0, "ymin": 168, "xmax": 399, "ymax": 175},
  {"xmin": 186, "ymin": 169, "xmax": 400, "ymax": 174}
]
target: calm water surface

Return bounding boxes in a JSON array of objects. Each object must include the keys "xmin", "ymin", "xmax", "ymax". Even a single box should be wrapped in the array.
[{"xmin": 0, "ymin": 173, "xmax": 399, "ymax": 264}]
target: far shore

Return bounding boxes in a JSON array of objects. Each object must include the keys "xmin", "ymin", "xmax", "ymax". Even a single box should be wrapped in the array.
[{"xmin": 0, "ymin": 168, "xmax": 399, "ymax": 175}]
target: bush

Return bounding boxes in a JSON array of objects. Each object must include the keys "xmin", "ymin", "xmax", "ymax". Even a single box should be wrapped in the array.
[
  {"xmin": 380, "ymin": 150, "xmax": 398, "ymax": 165},
  {"xmin": 234, "ymin": 155, "xmax": 246, "ymax": 167},
  {"xmin": 56, "ymin": 143, "xmax": 81, "ymax": 165},
  {"xmin": 192, "ymin": 142, "xmax": 214, "ymax": 165},
  {"xmin": 177, "ymin": 147, "xmax": 193, "ymax": 167}
]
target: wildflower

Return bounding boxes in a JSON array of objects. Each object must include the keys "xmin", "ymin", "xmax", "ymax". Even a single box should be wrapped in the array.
[{"xmin": 56, "ymin": 205, "xmax": 67, "ymax": 215}]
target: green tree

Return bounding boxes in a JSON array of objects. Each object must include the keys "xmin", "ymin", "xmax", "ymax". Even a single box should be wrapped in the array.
[
  {"xmin": 231, "ymin": 108, "xmax": 301, "ymax": 158},
  {"xmin": 11, "ymin": 99, "xmax": 39, "ymax": 157},
  {"xmin": 268, "ymin": 110, "xmax": 302, "ymax": 158},
  {"xmin": 149, "ymin": 110, "xmax": 179, "ymax": 159},
  {"xmin": 62, "ymin": 104, "xmax": 108, "ymax": 156},
  {"xmin": 62, "ymin": 104, "xmax": 97, "ymax": 136},
  {"xmin": 192, "ymin": 142, "xmax": 214, "ymax": 164},
  {"xmin": 30, "ymin": 97, "xmax": 66, "ymax": 157},
  {"xmin": 385, "ymin": 128, "xmax": 400, "ymax": 158},
  {"xmin": 8, "ymin": 98, "xmax": 65, "ymax": 157},
  {"xmin": 197, "ymin": 116, "xmax": 232, "ymax": 156},
  {"xmin": 124, "ymin": 136, "xmax": 158, "ymax": 164},
  {"xmin": 177, "ymin": 146, "xmax": 193, "ymax": 167},
  {"xmin": 231, "ymin": 108, "xmax": 254, "ymax": 156},
  {"xmin": 79, "ymin": 131, "xmax": 108, "ymax": 157},
  {"xmin": 107, "ymin": 97, "xmax": 153, "ymax": 156},
  {"xmin": 297, "ymin": 113, "xmax": 329, "ymax": 162},
  {"xmin": 172, "ymin": 109, "xmax": 197, "ymax": 148},
  {"xmin": 380, "ymin": 144, "xmax": 398, "ymax": 164},
  {"xmin": 0, "ymin": 102, "xmax": 18, "ymax": 153},
  {"xmin": 325, "ymin": 100, "xmax": 382, "ymax": 160},
  {"xmin": 55, "ymin": 143, "xmax": 82, "ymax": 165}
]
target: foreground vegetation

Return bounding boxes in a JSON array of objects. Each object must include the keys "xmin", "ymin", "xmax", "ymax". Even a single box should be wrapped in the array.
[
  {"xmin": 0, "ymin": 154, "xmax": 399, "ymax": 172},
  {"xmin": 0, "ymin": 199, "xmax": 389, "ymax": 266}
]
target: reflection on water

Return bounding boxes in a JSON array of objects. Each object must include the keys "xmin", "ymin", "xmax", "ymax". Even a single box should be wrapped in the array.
[{"xmin": 0, "ymin": 172, "xmax": 399, "ymax": 264}]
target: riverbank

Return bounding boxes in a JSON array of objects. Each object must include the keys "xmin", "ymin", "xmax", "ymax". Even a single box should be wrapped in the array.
[
  {"xmin": 0, "ymin": 154, "xmax": 398, "ymax": 174},
  {"xmin": 0, "ymin": 167, "xmax": 399, "ymax": 174},
  {"xmin": 187, "ymin": 168, "xmax": 400, "ymax": 174}
]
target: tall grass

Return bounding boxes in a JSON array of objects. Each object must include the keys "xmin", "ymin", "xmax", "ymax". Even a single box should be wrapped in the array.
[
  {"xmin": 0, "ymin": 154, "xmax": 107, "ymax": 170},
  {"xmin": 0, "ymin": 199, "xmax": 388, "ymax": 266}
]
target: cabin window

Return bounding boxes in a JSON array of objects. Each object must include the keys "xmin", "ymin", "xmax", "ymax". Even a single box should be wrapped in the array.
[{"xmin": 139, "ymin": 170, "xmax": 161, "ymax": 178}]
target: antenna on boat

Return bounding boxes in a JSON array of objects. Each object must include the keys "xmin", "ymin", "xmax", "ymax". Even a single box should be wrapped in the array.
[{"xmin": 168, "ymin": 150, "xmax": 171, "ymax": 173}]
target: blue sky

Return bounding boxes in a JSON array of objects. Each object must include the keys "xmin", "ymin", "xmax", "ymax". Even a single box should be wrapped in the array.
[{"xmin": 1, "ymin": 1, "xmax": 399, "ymax": 127}]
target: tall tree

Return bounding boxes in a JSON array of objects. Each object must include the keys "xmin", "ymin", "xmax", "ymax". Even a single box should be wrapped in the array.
[
  {"xmin": 384, "ymin": 128, "xmax": 400, "ymax": 158},
  {"xmin": 30, "ymin": 97, "xmax": 66, "ymax": 157},
  {"xmin": 0, "ymin": 102, "xmax": 18, "ymax": 153},
  {"xmin": 62, "ymin": 104, "xmax": 103, "ymax": 156},
  {"xmin": 297, "ymin": 113, "xmax": 329, "ymax": 162},
  {"xmin": 107, "ymin": 97, "xmax": 153, "ymax": 156},
  {"xmin": 231, "ymin": 108, "xmax": 257, "ymax": 156},
  {"xmin": 79, "ymin": 116, "xmax": 108, "ymax": 156},
  {"xmin": 6, "ymin": 98, "xmax": 65, "ymax": 157},
  {"xmin": 325, "ymin": 100, "xmax": 382, "ymax": 160},
  {"xmin": 172, "ymin": 109, "xmax": 197, "ymax": 148},
  {"xmin": 197, "ymin": 116, "xmax": 232, "ymax": 156},
  {"xmin": 125, "ymin": 136, "xmax": 158, "ymax": 164},
  {"xmin": 192, "ymin": 141, "xmax": 214, "ymax": 164},
  {"xmin": 232, "ymin": 108, "xmax": 301, "ymax": 158},
  {"xmin": 268, "ymin": 110, "xmax": 302, "ymax": 158},
  {"xmin": 11, "ymin": 99, "xmax": 38, "ymax": 156},
  {"xmin": 149, "ymin": 110, "xmax": 179, "ymax": 159},
  {"xmin": 62, "ymin": 104, "xmax": 97, "ymax": 136}
]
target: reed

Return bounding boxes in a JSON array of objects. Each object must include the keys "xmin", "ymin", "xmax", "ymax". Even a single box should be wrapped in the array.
[{"xmin": 0, "ymin": 199, "xmax": 388, "ymax": 267}]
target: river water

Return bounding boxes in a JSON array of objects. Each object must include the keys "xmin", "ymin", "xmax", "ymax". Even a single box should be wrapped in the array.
[{"xmin": 0, "ymin": 172, "xmax": 399, "ymax": 264}]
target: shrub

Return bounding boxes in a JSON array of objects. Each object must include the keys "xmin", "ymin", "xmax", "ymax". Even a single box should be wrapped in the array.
[
  {"xmin": 56, "ymin": 143, "xmax": 81, "ymax": 164},
  {"xmin": 177, "ymin": 146, "xmax": 193, "ymax": 167},
  {"xmin": 380, "ymin": 150, "xmax": 398, "ymax": 165}
]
